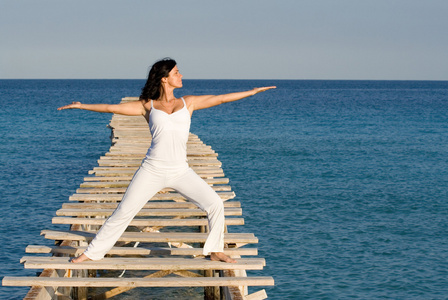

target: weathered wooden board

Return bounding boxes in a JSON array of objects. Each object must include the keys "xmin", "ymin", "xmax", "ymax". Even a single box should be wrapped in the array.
[
  {"xmin": 68, "ymin": 191, "xmax": 236, "ymax": 201},
  {"xmin": 89, "ymin": 170, "xmax": 225, "ymax": 178},
  {"xmin": 25, "ymin": 245, "xmax": 258, "ymax": 256},
  {"xmin": 3, "ymin": 276, "xmax": 274, "ymax": 287},
  {"xmin": 61, "ymin": 201, "xmax": 241, "ymax": 209},
  {"xmin": 104, "ymin": 152, "xmax": 218, "ymax": 158},
  {"xmin": 52, "ymin": 216, "xmax": 244, "ymax": 227},
  {"xmin": 21, "ymin": 257, "xmax": 266, "ymax": 271},
  {"xmin": 75, "ymin": 185, "xmax": 232, "ymax": 194},
  {"xmin": 89, "ymin": 165, "xmax": 224, "ymax": 172},
  {"xmin": 55, "ymin": 207, "xmax": 242, "ymax": 217},
  {"xmin": 41, "ymin": 230, "xmax": 258, "ymax": 244},
  {"xmin": 79, "ymin": 177, "xmax": 229, "ymax": 187},
  {"xmin": 97, "ymin": 159, "xmax": 222, "ymax": 167}
]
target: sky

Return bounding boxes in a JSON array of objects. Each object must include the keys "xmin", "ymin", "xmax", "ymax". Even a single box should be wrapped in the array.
[{"xmin": 1, "ymin": 0, "xmax": 448, "ymax": 80}]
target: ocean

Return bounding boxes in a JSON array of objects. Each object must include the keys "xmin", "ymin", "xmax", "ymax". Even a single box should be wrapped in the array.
[{"xmin": 1, "ymin": 79, "xmax": 447, "ymax": 299}]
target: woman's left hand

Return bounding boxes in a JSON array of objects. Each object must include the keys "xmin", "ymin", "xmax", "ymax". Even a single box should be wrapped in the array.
[
  {"xmin": 57, "ymin": 101, "xmax": 82, "ymax": 111},
  {"xmin": 253, "ymin": 86, "xmax": 277, "ymax": 94}
]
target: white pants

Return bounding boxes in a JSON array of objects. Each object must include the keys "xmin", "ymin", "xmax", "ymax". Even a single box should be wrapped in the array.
[{"xmin": 83, "ymin": 159, "xmax": 225, "ymax": 260}]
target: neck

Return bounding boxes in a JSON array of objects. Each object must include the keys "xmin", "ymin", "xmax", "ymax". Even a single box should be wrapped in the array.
[{"xmin": 158, "ymin": 84, "xmax": 176, "ymax": 102}]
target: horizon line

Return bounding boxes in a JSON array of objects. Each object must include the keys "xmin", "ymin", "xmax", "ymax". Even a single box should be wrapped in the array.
[{"xmin": 1, "ymin": 78, "xmax": 448, "ymax": 82}]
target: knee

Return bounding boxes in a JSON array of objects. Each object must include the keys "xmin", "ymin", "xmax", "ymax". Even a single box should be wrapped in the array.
[
  {"xmin": 204, "ymin": 197, "xmax": 224, "ymax": 214},
  {"xmin": 108, "ymin": 203, "xmax": 139, "ymax": 223}
]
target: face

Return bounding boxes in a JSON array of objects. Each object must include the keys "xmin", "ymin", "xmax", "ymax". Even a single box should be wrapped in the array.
[{"xmin": 164, "ymin": 65, "xmax": 183, "ymax": 88}]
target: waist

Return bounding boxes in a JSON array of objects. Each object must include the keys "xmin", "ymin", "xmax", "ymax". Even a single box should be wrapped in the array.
[{"xmin": 145, "ymin": 136, "xmax": 187, "ymax": 162}]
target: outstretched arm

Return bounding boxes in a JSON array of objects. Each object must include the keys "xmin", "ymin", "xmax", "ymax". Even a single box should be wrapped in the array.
[
  {"xmin": 57, "ymin": 100, "xmax": 147, "ymax": 116},
  {"xmin": 185, "ymin": 86, "xmax": 276, "ymax": 112}
]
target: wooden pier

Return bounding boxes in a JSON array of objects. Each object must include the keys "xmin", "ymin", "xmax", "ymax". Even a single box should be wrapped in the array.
[{"xmin": 2, "ymin": 97, "xmax": 274, "ymax": 299}]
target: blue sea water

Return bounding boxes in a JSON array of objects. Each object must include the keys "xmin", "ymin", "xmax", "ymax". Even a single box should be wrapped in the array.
[{"xmin": 1, "ymin": 79, "xmax": 448, "ymax": 299}]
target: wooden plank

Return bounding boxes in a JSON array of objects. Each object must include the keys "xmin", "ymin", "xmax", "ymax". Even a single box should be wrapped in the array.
[
  {"xmin": 82, "ymin": 176, "xmax": 228, "ymax": 183},
  {"xmin": 244, "ymin": 289, "xmax": 268, "ymax": 300},
  {"xmin": 112, "ymin": 132, "xmax": 203, "ymax": 139},
  {"xmin": 111, "ymin": 129, "xmax": 199, "ymax": 136},
  {"xmin": 110, "ymin": 143, "xmax": 210, "ymax": 148},
  {"xmin": 75, "ymin": 184, "xmax": 231, "ymax": 193},
  {"xmin": 99, "ymin": 152, "xmax": 218, "ymax": 158},
  {"xmin": 104, "ymin": 152, "xmax": 218, "ymax": 157},
  {"xmin": 61, "ymin": 201, "xmax": 241, "ymax": 209},
  {"xmin": 97, "ymin": 160, "xmax": 222, "ymax": 167},
  {"xmin": 108, "ymin": 147, "xmax": 214, "ymax": 153},
  {"xmin": 41, "ymin": 230, "xmax": 258, "ymax": 244},
  {"xmin": 68, "ymin": 191, "xmax": 236, "ymax": 201},
  {"xmin": 111, "ymin": 140, "xmax": 205, "ymax": 145},
  {"xmin": 87, "ymin": 170, "xmax": 225, "ymax": 177},
  {"xmin": 52, "ymin": 217, "xmax": 244, "ymax": 227},
  {"xmin": 79, "ymin": 177, "xmax": 229, "ymax": 187},
  {"xmin": 89, "ymin": 170, "xmax": 225, "ymax": 178},
  {"xmin": 3, "ymin": 276, "xmax": 275, "ymax": 287},
  {"xmin": 111, "ymin": 138, "xmax": 208, "ymax": 142},
  {"xmin": 89, "ymin": 165, "xmax": 224, "ymax": 172},
  {"xmin": 25, "ymin": 245, "xmax": 258, "ymax": 256},
  {"xmin": 109, "ymin": 138, "xmax": 207, "ymax": 143},
  {"xmin": 21, "ymin": 257, "xmax": 266, "ymax": 271},
  {"xmin": 55, "ymin": 207, "xmax": 242, "ymax": 217},
  {"xmin": 100, "ymin": 155, "xmax": 218, "ymax": 161}
]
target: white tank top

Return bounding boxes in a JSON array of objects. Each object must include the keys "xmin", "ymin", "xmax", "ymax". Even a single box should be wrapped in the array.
[{"xmin": 145, "ymin": 97, "xmax": 191, "ymax": 163}]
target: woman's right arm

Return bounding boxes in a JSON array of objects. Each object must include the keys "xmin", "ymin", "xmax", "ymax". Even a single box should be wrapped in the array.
[{"xmin": 57, "ymin": 100, "xmax": 147, "ymax": 116}]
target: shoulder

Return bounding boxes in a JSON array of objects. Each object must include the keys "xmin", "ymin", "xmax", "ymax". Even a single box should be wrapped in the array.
[
  {"xmin": 181, "ymin": 96, "xmax": 197, "ymax": 115},
  {"xmin": 132, "ymin": 99, "xmax": 151, "ymax": 114},
  {"xmin": 182, "ymin": 95, "xmax": 195, "ymax": 106},
  {"xmin": 139, "ymin": 98, "xmax": 150, "ymax": 107},
  {"xmin": 182, "ymin": 95, "xmax": 194, "ymax": 102}
]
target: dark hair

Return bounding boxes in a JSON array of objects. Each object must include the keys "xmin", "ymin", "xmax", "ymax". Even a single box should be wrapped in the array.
[{"xmin": 139, "ymin": 58, "xmax": 177, "ymax": 101}]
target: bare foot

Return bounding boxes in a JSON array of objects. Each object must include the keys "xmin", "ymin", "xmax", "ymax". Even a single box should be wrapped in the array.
[
  {"xmin": 70, "ymin": 253, "xmax": 91, "ymax": 263},
  {"xmin": 210, "ymin": 252, "xmax": 237, "ymax": 263}
]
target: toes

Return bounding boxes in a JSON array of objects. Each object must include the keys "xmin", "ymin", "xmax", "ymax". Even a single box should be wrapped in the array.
[{"xmin": 210, "ymin": 253, "xmax": 237, "ymax": 263}]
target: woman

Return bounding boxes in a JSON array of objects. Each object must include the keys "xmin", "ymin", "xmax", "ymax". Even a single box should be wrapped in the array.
[{"xmin": 58, "ymin": 58, "xmax": 275, "ymax": 263}]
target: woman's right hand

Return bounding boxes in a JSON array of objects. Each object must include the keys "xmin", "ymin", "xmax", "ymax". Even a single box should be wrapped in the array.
[{"xmin": 57, "ymin": 102, "xmax": 82, "ymax": 110}]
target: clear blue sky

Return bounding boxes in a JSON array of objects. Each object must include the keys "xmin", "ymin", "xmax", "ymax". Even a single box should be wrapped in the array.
[{"xmin": 1, "ymin": 0, "xmax": 447, "ymax": 80}]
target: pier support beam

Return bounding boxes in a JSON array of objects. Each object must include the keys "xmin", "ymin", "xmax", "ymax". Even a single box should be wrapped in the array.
[{"xmin": 204, "ymin": 270, "xmax": 220, "ymax": 300}]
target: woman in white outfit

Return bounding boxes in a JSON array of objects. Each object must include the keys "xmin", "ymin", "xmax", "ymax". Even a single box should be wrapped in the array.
[{"xmin": 58, "ymin": 58, "xmax": 275, "ymax": 263}]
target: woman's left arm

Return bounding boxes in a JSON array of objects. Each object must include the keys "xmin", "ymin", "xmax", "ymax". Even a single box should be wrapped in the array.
[{"xmin": 185, "ymin": 86, "xmax": 276, "ymax": 111}]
